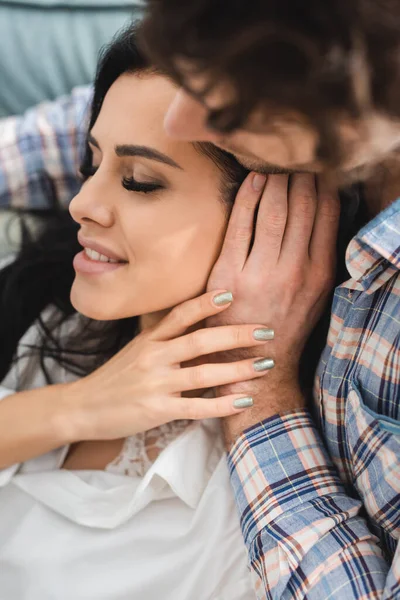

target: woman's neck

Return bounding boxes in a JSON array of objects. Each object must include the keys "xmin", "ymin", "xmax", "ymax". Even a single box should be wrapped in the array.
[{"xmin": 139, "ymin": 309, "xmax": 170, "ymax": 332}]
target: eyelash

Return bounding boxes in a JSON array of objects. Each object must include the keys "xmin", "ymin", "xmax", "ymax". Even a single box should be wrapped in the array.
[{"xmin": 79, "ymin": 165, "xmax": 164, "ymax": 195}]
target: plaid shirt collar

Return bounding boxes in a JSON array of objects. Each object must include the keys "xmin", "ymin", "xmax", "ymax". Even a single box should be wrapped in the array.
[{"xmin": 345, "ymin": 196, "xmax": 400, "ymax": 293}]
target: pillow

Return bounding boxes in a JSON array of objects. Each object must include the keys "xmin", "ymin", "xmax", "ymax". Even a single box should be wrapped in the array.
[{"xmin": 0, "ymin": 0, "xmax": 143, "ymax": 117}]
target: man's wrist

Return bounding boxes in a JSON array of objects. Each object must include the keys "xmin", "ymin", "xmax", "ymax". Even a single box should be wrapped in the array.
[{"xmin": 219, "ymin": 376, "xmax": 305, "ymax": 447}]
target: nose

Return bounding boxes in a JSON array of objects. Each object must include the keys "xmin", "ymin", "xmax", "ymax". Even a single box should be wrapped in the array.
[
  {"xmin": 69, "ymin": 176, "xmax": 114, "ymax": 229},
  {"xmin": 164, "ymin": 88, "xmax": 221, "ymax": 143}
]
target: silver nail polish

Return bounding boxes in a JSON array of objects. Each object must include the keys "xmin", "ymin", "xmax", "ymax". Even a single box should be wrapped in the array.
[
  {"xmin": 253, "ymin": 328, "xmax": 275, "ymax": 341},
  {"xmin": 253, "ymin": 358, "xmax": 275, "ymax": 372},
  {"xmin": 213, "ymin": 291, "xmax": 233, "ymax": 306},
  {"xmin": 233, "ymin": 396, "xmax": 254, "ymax": 409}
]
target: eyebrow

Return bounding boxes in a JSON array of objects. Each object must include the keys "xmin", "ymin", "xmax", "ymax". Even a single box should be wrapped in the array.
[{"xmin": 88, "ymin": 133, "xmax": 183, "ymax": 170}]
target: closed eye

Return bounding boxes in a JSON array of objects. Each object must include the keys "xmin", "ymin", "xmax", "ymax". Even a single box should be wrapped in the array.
[
  {"xmin": 121, "ymin": 177, "xmax": 164, "ymax": 194},
  {"xmin": 79, "ymin": 164, "xmax": 164, "ymax": 195}
]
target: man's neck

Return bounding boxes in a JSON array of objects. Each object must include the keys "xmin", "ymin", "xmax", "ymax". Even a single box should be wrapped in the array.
[{"xmin": 363, "ymin": 157, "xmax": 400, "ymax": 218}]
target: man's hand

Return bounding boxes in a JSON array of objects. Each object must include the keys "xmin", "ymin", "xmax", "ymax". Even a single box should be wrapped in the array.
[{"xmin": 207, "ymin": 172, "xmax": 340, "ymax": 444}]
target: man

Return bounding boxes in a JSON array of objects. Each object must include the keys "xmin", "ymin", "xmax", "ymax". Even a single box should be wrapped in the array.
[
  {"xmin": 139, "ymin": 1, "xmax": 400, "ymax": 598},
  {"xmin": 141, "ymin": 0, "xmax": 400, "ymax": 179},
  {"xmin": 0, "ymin": 4, "xmax": 399, "ymax": 599}
]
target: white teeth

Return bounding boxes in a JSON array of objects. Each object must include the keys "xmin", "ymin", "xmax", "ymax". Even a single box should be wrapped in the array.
[
  {"xmin": 84, "ymin": 247, "xmax": 120, "ymax": 263},
  {"xmin": 91, "ymin": 250, "xmax": 101, "ymax": 261}
]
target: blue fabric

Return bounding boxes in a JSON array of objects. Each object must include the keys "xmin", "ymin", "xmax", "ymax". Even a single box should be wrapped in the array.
[{"xmin": 0, "ymin": 1, "xmax": 143, "ymax": 117}]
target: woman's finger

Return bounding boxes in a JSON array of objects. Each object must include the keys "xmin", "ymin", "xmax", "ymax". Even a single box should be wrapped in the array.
[
  {"xmin": 152, "ymin": 290, "xmax": 233, "ymax": 341},
  {"xmin": 280, "ymin": 174, "xmax": 317, "ymax": 260},
  {"xmin": 217, "ymin": 172, "xmax": 265, "ymax": 271},
  {"xmin": 310, "ymin": 177, "xmax": 341, "ymax": 268},
  {"xmin": 248, "ymin": 174, "xmax": 289, "ymax": 269},
  {"xmin": 169, "ymin": 356, "xmax": 275, "ymax": 392},
  {"xmin": 170, "ymin": 393, "xmax": 256, "ymax": 421},
  {"xmin": 166, "ymin": 324, "xmax": 275, "ymax": 363}
]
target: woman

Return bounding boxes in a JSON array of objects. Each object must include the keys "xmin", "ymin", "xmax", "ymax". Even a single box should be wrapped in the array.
[{"xmin": 0, "ymin": 30, "xmax": 276, "ymax": 599}]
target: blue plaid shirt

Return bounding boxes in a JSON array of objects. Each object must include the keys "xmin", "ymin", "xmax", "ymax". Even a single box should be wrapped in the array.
[
  {"xmin": 1, "ymin": 87, "xmax": 400, "ymax": 599},
  {"xmin": 229, "ymin": 202, "xmax": 400, "ymax": 598},
  {"xmin": 0, "ymin": 86, "xmax": 91, "ymax": 209}
]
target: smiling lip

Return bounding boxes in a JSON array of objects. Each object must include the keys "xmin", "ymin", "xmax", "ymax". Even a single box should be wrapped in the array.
[
  {"xmin": 77, "ymin": 234, "xmax": 127, "ymax": 262},
  {"xmin": 74, "ymin": 234, "xmax": 128, "ymax": 275}
]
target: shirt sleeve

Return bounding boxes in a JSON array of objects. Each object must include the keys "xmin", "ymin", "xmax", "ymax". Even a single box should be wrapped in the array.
[
  {"xmin": 228, "ymin": 409, "xmax": 398, "ymax": 599},
  {"xmin": 0, "ymin": 386, "xmax": 20, "ymax": 487},
  {"xmin": 0, "ymin": 85, "xmax": 92, "ymax": 210}
]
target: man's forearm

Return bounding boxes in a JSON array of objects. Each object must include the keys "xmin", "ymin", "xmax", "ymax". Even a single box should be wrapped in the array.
[
  {"xmin": 227, "ymin": 409, "xmax": 392, "ymax": 599},
  {"xmin": 218, "ymin": 372, "xmax": 305, "ymax": 446}
]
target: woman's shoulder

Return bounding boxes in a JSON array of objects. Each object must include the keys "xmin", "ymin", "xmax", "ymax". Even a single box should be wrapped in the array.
[{"xmin": 1, "ymin": 306, "xmax": 83, "ymax": 392}]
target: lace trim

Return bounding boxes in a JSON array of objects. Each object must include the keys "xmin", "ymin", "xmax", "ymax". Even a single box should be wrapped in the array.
[{"xmin": 106, "ymin": 420, "xmax": 192, "ymax": 478}]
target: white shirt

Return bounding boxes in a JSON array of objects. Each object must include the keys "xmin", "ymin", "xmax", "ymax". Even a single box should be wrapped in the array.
[{"xmin": 0, "ymin": 310, "xmax": 256, "ymax": 600}]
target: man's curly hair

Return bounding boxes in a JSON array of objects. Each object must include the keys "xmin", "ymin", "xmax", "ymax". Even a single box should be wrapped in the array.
[{"xmin": 140, "ymin": 0, "xmax": 400, "ymax": 169}]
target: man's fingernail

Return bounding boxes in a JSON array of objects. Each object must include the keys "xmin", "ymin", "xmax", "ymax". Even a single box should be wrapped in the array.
[
  {"xmin": 233, "ymin": 396, "xmax": 254, "ymax": 409},
  {"xmin": 252, "ymin": 173, "xmax": 267, "ymax": 192},
  {"xmin": 253, "ymin": 328, "xmax": 275, "ymax": 341},
  {"xmin": 253, "ymin": 358, "xmax": 275, "ymax": 372},
  {"xmin": 213, "ymin": 291, "xmax": 233, "ymax": 306}
]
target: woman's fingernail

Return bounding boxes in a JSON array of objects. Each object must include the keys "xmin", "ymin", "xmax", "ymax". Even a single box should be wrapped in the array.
[
  {"xmin": 213, "ymin": 291, "xmax": 233, "ymax": 306},
  {"xmin": 253, "ymin": 328, "xmax": 275, "ymax": 341},
  {"xmin": 253, "ymin": 358, "xmax": 275, "ymax": 372},
  {"xmin": 233, "ymin": 396, "xmax": 254, "ymax": 409},
  {"xmin": 252, "ymin": 173, "xmax": 267, "ymax": 192}
]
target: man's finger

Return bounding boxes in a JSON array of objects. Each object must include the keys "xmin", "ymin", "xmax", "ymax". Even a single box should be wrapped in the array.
[
  {"xmin": 281, "ymin": 174, "xmax": 317, "ymax": 261},
  {"xmin": 249, "ymin": 174, "xmax": 289, "ymax": 267},
  {"xmin": 217, "ymin": 172, "xmax": 265, "ymax": 271},
  {"xmin": 310, "ymin": 177, "xmax": 341, "ymax": 267}
]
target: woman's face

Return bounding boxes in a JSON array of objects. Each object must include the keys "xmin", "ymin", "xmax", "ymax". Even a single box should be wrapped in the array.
[{"xmin": 69, "ymin": 72, "xmax": 230, "ymax": 322}]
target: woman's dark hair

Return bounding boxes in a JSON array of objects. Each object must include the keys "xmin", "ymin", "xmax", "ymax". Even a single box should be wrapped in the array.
[
  {"xmin": 140, "ymin": 0, "xmax": 400, "ymax": 169},
  {"xmin": 0, "ymin": 27, "xmax": 248, "ymax": 384}
]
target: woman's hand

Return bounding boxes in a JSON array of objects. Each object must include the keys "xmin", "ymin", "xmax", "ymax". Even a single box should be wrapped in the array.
[
  {"xmin": 206, "ymin": 172, "xmax": 341, "ymax": 442},
  {"xmin": 64, "ymin": 291, "xmax": 275, "ymax": 442}
]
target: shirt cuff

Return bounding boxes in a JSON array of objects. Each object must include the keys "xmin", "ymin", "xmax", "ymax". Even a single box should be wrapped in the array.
[{"xmin": 227, "ymin": 409, "xmax": 354, "ymax": 547}]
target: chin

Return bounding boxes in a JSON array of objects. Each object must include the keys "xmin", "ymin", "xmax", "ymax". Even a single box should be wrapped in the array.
[
  {"xmin": 70, "ymin": 276, "xmax": 209, "ymax": 323},
  {"xmin": 70, "ymin": 283, "xmax": 159, "ymax": 321},
  {"xmin": 70, "ymin": 284, "xmax": 114, "ymax": 321}
]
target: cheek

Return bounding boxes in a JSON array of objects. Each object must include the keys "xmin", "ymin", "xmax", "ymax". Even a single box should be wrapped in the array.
[
  {"xmin": 70, "ymin": 196, "xmax": 229, "ymax": 321},
  {"xmin": 233, "ymin": 128, "xmax": 318, "ymax": 167},
  {"xmin": 238, "ymin": 132, "xmax": 293, "ymax": 165},
  {"xmin": 140, "ymin": 201, "xmax": 228, "ymax": 298},
  {"xmin": 180, "ymin": 210, "xmax": 227, "ymax": 272}
]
